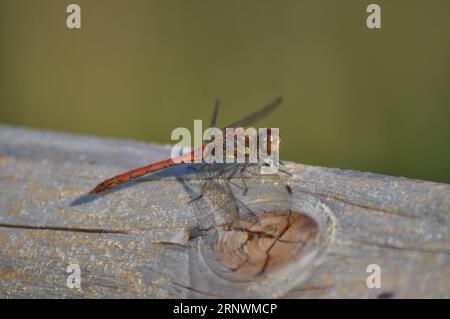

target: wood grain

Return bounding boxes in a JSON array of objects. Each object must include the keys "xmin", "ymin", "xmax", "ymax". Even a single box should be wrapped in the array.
[{"xmin": 0, "ymin": 124, "xmax": 449, "ymax": 298}]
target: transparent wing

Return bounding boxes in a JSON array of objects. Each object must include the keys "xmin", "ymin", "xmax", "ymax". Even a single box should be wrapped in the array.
[
  {"xmin": 224, "ymin": 96, "xmax": 283, "ymax": 129},
  {"xmin": 210, "ymin": 98, "xmax": 220, "ymax": 128}
]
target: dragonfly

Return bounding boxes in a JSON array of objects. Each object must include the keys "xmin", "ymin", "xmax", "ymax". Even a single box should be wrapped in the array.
[
  {"xmin": 88, "ymin": 96, "xmax": 283, "ymax": 195},
  {"xmin": 86, "ymin": 97, "xmax": 292, "ymax": 279}
]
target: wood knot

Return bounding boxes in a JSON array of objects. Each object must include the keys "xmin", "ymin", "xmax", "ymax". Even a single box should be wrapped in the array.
[{"xmin": 213, "ymin": 211, "xmax": 319, "ymax": 279}]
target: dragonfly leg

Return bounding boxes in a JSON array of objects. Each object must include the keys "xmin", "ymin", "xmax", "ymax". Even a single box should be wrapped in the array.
[
  {"xmin": 227, "ymin": 177, "xmax": 249, "ymax": 196},
  {"xmin": 177, "ymin": 176, "xmax": 201, "ymax": 203},
  {"xmin": 188, "ymin": 193, "xmax": 203, "ymax": 204},
  {"xmin": 278, "ymin": 167, "xmax": 292, "ymax": 176},
  {"xmin": 232, "ymin": 196, "xmax": 256, "ymax": 219},
  {"xmin": 187, "ymin": 176, "xmax": 215, "ymax": 205},
  {"xmin": 277, "ymin": 160, "xmax": 292, "ymax": 176},
  {"xmin": 227, "ymin": 179, "xmax": 248, "ymax": 196},
  {"xmin": 223, "ymin": 163, "xmax": 252, "ymax": 196},
  {"xmin": 221, "ymin": 164, "xmax": 245, "ymax": 195}
]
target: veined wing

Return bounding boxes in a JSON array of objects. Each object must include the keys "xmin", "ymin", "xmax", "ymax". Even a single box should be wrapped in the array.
[{"xmin": 224, "ymin": 96, "xmax": 283, "ymax": 129}]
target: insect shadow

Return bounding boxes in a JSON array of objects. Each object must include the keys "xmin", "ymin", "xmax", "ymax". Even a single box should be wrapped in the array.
[{"xmin": 69, "ymin": 163, "xmax": 205, "ymax": 206}]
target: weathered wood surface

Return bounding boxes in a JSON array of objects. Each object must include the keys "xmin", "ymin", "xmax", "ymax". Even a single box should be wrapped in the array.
[{"xmin": 0, "ymin": 124, "xmax": 449, "ymax": 298}]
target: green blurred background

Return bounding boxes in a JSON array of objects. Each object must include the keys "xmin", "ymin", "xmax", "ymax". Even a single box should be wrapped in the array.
[{"xmin": 1, "ymin": 0, "xmax": 449, "ymax": 183}]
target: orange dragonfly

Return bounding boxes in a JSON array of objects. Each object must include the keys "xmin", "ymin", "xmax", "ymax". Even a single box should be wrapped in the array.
[{"xmin": 88, "ymin": 96, "xmax": 283, "ymax": 194}]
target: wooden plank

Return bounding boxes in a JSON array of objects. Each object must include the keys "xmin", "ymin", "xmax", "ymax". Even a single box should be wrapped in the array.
[{"xmin": 0, "ymin": 124, "xmax": 449, "ymax": 298}]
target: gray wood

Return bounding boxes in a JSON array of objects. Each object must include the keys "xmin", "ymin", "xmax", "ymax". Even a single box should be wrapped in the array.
[{"xmin": 0, "ymin": 124, "xmax": 449, "ymax": 298}]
